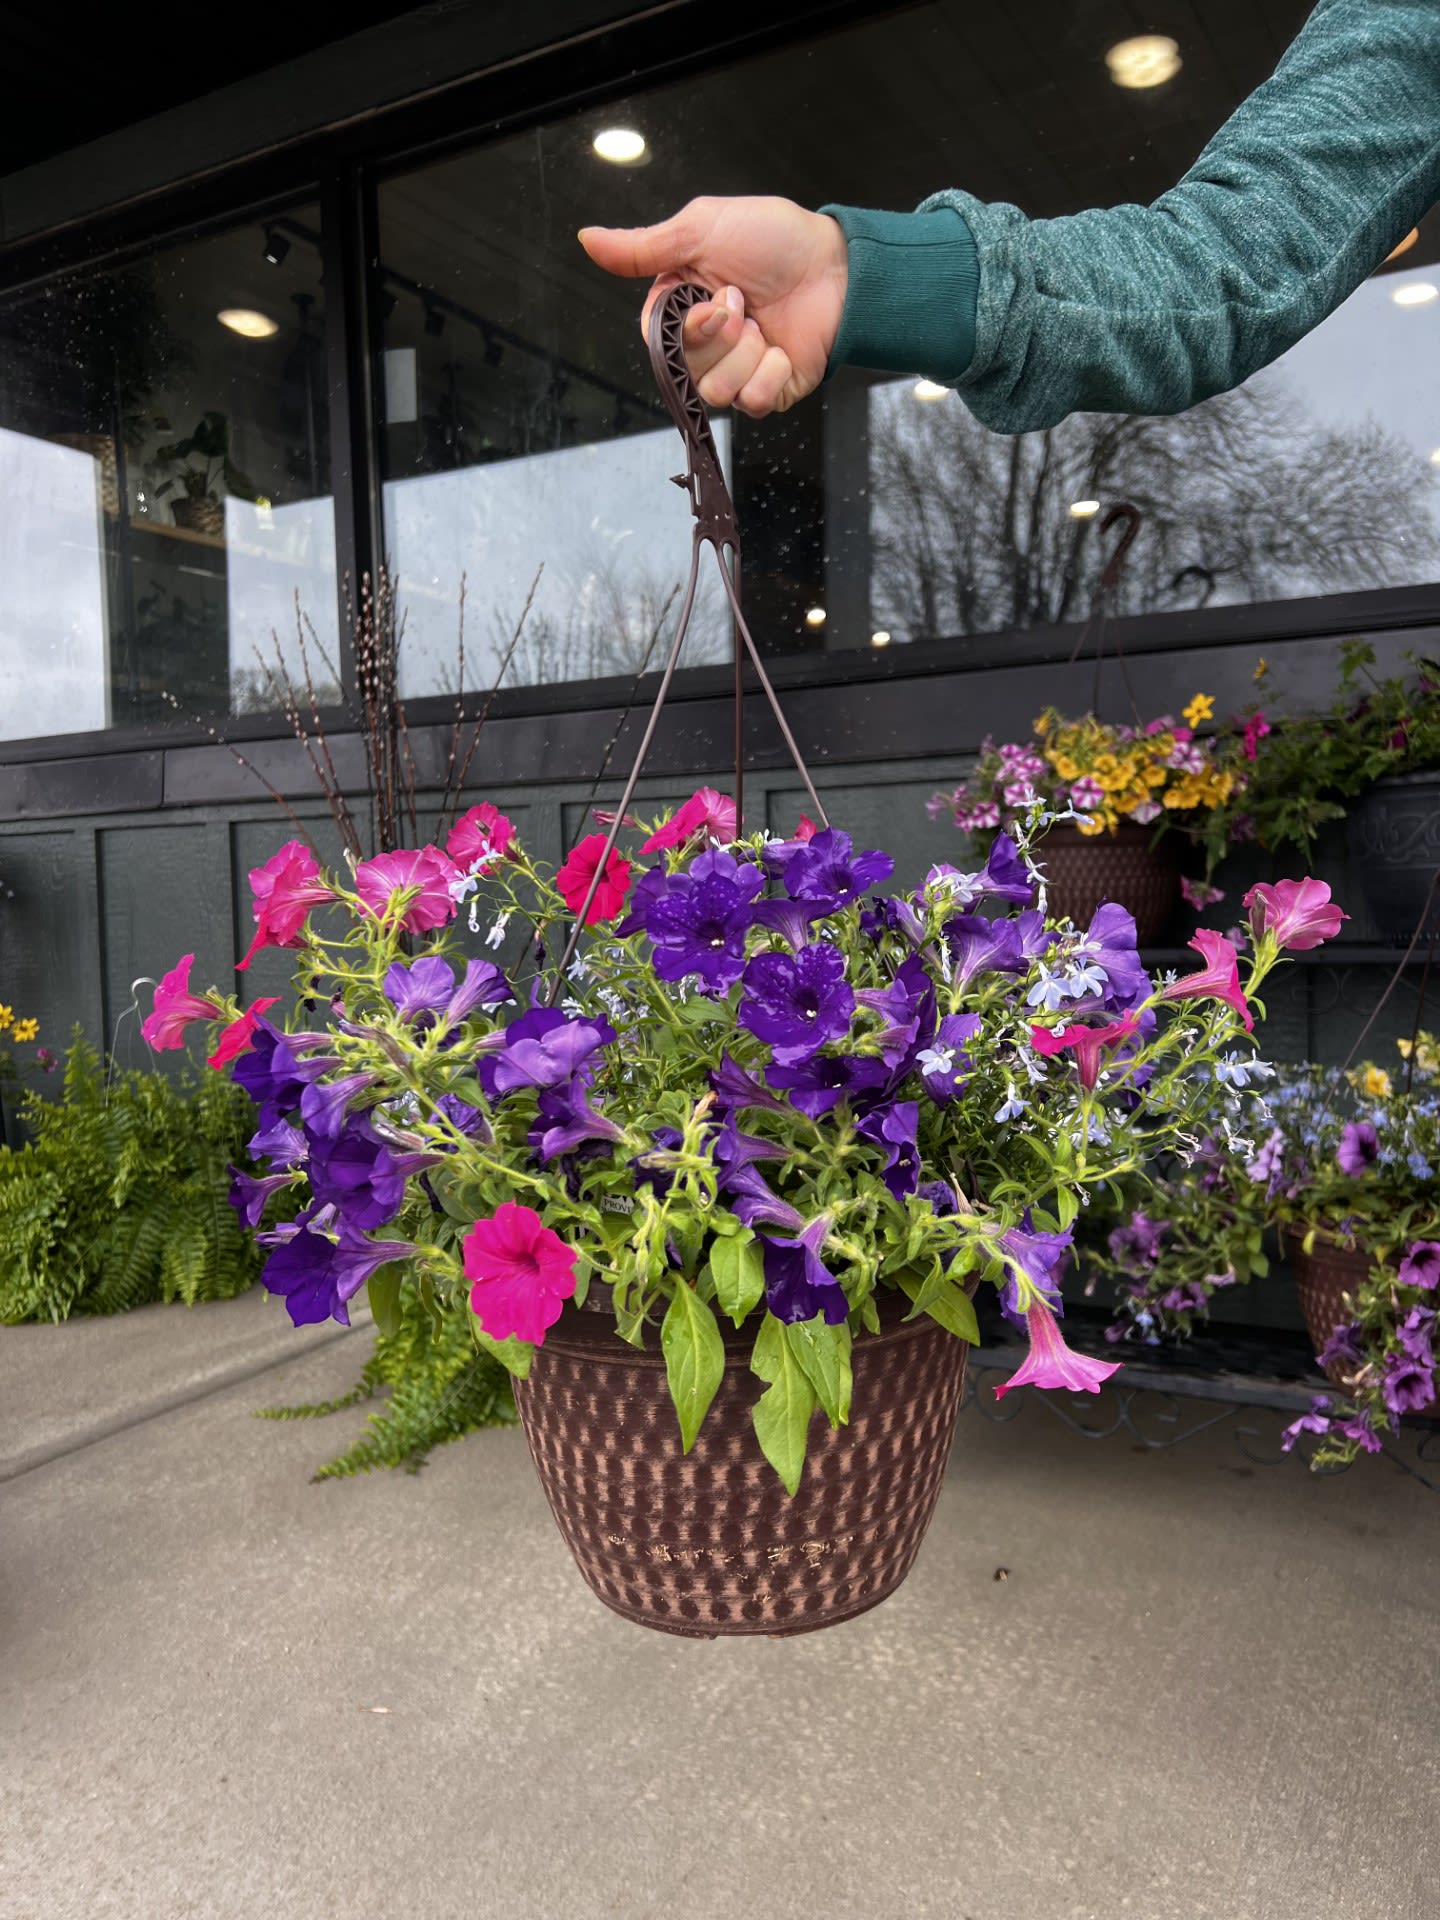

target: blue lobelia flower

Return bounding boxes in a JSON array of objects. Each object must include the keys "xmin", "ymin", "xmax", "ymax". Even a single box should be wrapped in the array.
[
  {"xmin": 917, "ymin": 1012, "xmax": 984, "ymax": 1104},
  {"xmin": 770, "ymin": 828, "xmax": 894, "ymax": 909},
  {"xmin": 478, "ymin": 1008, "xmax": 615, "ymax": 1099},
  {"xmin": 856, "ymin": 1099, "xmax": 921, "ymax": 1198},
  {"xmin": 765, "ymin": 1053, "xmax": 891, "ymax": 1118},
  {"xmin": 760, "ymin": 1217, "xmax": 848, "ymax": 1325},
  {"xmin": 739, "ymin": 944, "xmax": 855, "ymax": 1064}
]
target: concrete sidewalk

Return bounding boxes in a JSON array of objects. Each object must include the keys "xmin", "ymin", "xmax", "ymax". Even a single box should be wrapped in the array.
[{"xmin": 2, "ymin": 1294, "xmax": 1437, "ymax": 1920}]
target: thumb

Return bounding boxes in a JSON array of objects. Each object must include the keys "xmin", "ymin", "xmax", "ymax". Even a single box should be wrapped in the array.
[{"xmin": 579, "ymin": 209, "xmax": 700, "ymax": 279}]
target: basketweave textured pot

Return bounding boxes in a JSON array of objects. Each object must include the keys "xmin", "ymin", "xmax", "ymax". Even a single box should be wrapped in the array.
[
  {"xmin": 1345, "ymin": 772, "xmax": 1440, "ymax": 943},
  {"xmin": 1041, "ymin": 822, "xmax": 1182, "ymax": 946},
  {"xmin": 513, "ymin": 1288, "xmax": 969, "ymax": 1639},
  {"xmin": 1287, "ymin": 1231, "xmax": 1436, "ymax": 1413}
]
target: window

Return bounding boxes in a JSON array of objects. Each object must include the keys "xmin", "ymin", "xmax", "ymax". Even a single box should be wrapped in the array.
[
  {"xmin": 0, "ymin": 205, "xmax": 336, "ymax": 741},
  {"xmin": 376, "ymin": 0, "xmax": 1438, "ymax": 694}
]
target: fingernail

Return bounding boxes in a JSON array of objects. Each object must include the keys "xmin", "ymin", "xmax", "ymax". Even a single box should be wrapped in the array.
[{"xmin": 696, "ymin": 306, "xmax": 726, "ymax": 338}]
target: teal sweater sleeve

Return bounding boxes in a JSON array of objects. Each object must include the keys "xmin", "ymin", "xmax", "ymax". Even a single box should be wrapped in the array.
[{"xmin": 821, "ymin": 0, "xmax": 1440, "ymax": 433}]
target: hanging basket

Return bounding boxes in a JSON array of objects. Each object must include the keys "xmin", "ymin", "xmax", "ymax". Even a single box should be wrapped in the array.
[
  {"xmin": 1344, "ymin": 773, "xmax": 1440, "ymax": 944},
  {"xmin": 1040, "ymin": 821, "xmax": 1182, "ymax": 946},
  {"xmin": 513, "ymin": 1288, "xmax": 970, "ymax": 1639},
  {"xmin": 1286, "ymin": 1230, "xmax": 1437, "ymax": 1413}
]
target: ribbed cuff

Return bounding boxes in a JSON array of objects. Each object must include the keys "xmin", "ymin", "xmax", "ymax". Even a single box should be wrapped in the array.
[{"xmin": 819, "ymin": 203, "xmax": 979, "ymax": 384}]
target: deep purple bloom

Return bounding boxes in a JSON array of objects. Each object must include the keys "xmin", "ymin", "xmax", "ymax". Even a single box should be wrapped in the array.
[
  {"xmin": 527, "ymin": 1078, "xmax": 625, "ymax": 1164},
  {"xmin": 299, "ymin": 1071, "xmax": 379, "ymax": 1142},
  {"xmin": 1014, "ymin": 911, "xmax": 1058, "ymax": 962},
  {"xmin": 633, "ymin": 1125, "xmax": 686, "ymax": 1197},
  {"xmin": 709, "ymin": 1051, "xmax": 788, "ymax": 1114},
  {"xmin": 1399, "ymin": 1241, "xmax": 1440, "ymax": 1291},
  {"xmin": 1337, "ymin": 1409, "xmax": 1383, "ymax": 1454},
  {"xmin": 478, "ymin": 1008, "xmax": 615, "ymax": 1098},
  {"xmin": 435, "ymin": 1092, "xmax": 491, "ymax": 1141},
  {"xmin": 1160, "ymin": 1281, "xmax": 1210, "ymax": 1314},
  {"xmin": 230, "ymin": 1019, "xmax": 333, "ymax": 1121},
  {"xmin": 916, "ymin": 1012, "xmax": 983, "ymax": 1104},
  {"xmin": 945, "ymin": 914, "xmax": 1024, "ymax": 984},
  {"xmin": 227, "ymin": 1167, "xmax": 295, "ymax": 1229},
  {"xmin": 857, "ymin": 1099, "xmax": 920, "ymax": 1198},
  {"xmin": 384, "ymin": 955, "xmax": 456, "ymax": 1022},
  {"xmin": 1382, "ymin": 1351, "xmax": 1435, "ymax": 1417},
  {"xmin": 1108, "ymin": 1212, "xmax": 1165, "ymax": 1270},
  {"xmin": 712, "ymin": 1120, "xmax": 788, "ymax": 1176},
  {"xmin": 306, "ymin": 1115, "xmax": 408, "ymax": 1229},
  {"xmin": 918, "ymin": 1177, "xmax": 959, "ymax": 1216},
  {"xmin": 1318, "ymin": 1319, "xmax": 1365, "ymax": 1371},
  {"xmin": 765, "ymin": 1052, "xmax": 890, "ymax": 1118},
  {"xmin": 774, "ymin": 828, "xmax": 893, "ymax": 908},
  {"xmin": 1073, "ymin": 903, "xmax": 1150, "ymax": 1011},
  {"xmin": 725, "ymin": 1163, "xmax": 806, "ymax": 1233},
  {"xmin": 1336, "ymin": 1122, "xmax": 1380, "ymax": 1178},
  {"xmin": 261, "ymin": 1213, "xmax": 417, "ymax": 1328},
  {"xmin": 1398, "ymin": 1304, "xmax": 1436, "ymax": 1365},
  {"xmin": 760, "ymin": 1216, "xmax": 847, "ymax": 1325},
  {"xmin": 1280, "ymin": 1396, "xmax": 1333, "ymax": 1452},
  {"xmin": 983, "ymin": 831, "xmax": 1034, "ymax": 907},
  {"xmin": 444, "ymin": 957, "xmax": 513, "ymax": 1022},
  {"xmin": 636, "ymin": 850, "xmax": 765, "ymax": 992},
  {"xmin": 248, "ymin": 1115, "xmax": 306, "ymax": 1167},
  {"xmin": 997, "ymin": 1217, "xmax": 1074, "ymax": 1330},
  {"xmin": 753, "ymin": 895, "xmax": 830, "ymax": 952},
  {"xmin": 859, "ymin": 895, "xmax": 926, "ymax": 946},
  {"xmin": 855, "ymin": 954, "xmax": 934, "ymax": 1070},
  {"xmin": 739, "ymin": 944, "xmax": 854, "ymax": 1064}
]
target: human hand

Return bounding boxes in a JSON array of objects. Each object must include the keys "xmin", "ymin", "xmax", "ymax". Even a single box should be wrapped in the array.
[{"xmin": 578, "ymin": 196, "xmax": 848, "ymax": 417}]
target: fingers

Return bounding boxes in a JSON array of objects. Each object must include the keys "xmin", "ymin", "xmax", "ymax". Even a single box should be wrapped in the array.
[
  {"xmin": 734, "ymin": 344, "xmax": 796, "ymax": 418},
  {"xmin": 578, "ymin": 199, "xmax": 712, "ymax": 278},
  {"xmin": 695, "ymin": 318, "xmax": 770, "ymax": 410},
  {"xmin": 682, "ymin": 286, "xmax": 746, "ymax": 376}
]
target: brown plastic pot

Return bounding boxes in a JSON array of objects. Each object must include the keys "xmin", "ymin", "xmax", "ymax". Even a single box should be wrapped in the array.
[
  {"xmin": 1287, "ymin": 1230, "xmax": 1372, "ymax": 1390},
  {"xmin": 512, "ymin": 1288, "xmax": 970, "ymax": 1639},
  {"xmin": 1041, "ymin": 822, "xmax": 1182, "ymax": 945}
]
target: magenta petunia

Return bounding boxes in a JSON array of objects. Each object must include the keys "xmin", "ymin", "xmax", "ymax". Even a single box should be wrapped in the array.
[
  {"xmin": 1243, "ymin": 878, "xmax": 1348, "ymax": 953},
  {"xmin": 994, "ymin": 1298, "xmax": 1122, "ymax": 1400},
  {"xmin": 142, "ymin": 954, "xmax": 224, "ymax": 1052},
  {"xmin": 640, "ymin": 788, "xmax": 738, "ymax": 853},
  {"xmin": 1158, "ymin": 929, "xmax": 1253, "ymax": 1032},
  {"xmin": 446, "ymin": 802, "xmax": 515, "ymax": 872},
  {"xmin": 236, "ymin": 840, "xmax": 337, "ymax": 971},
  {"xmin": 1029, "ymin": 1013, "xmax": 1140, "ymax": 1090},
  {"xmin": 556, "ymin": 833, "xmax": 632, "ymax": 925},
  {"xmin": 464, "ymin": 1201, "xmax": 578, "ymax": 1345},
  {"xmin": 355, "ymin": 846, "xmax": 461, "ymax": 934},
  {"xmin": 206, "ymin": 998, "xmax": 280, "ymax": 1071}
]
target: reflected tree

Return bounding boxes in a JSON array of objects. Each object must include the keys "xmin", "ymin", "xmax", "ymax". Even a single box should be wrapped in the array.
[{"xmin": 497, "ymin": 556, "xmax": 729, "ymax": 685}]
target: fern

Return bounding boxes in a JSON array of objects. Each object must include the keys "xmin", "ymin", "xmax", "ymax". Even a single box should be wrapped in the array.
[
  {"xmin": 259, "ymin": 1283, "xmax": 517, "ymax": 1478},
  {"xmin": 0, "ymin": 1032, "xmax": 262, "ymax": 1324}
]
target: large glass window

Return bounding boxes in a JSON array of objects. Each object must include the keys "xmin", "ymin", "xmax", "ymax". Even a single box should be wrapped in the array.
[
  {"xmin": 377, "ymin": 0, "xmax": 1439, "ymax": 689},
  {"xmin": 0, "ymin": 205, "xmax": 336, "ymax": 740}
]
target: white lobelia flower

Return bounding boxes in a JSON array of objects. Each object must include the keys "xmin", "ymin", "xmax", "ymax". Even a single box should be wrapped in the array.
[{"xmin": 485, "ymin": 910, "xmax": 512, "ymax": 951}]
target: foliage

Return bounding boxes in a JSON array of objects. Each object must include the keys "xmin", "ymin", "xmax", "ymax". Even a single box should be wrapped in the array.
[
  {"xmin": 1198, "ymin": 642, "xmax": 1440, "ymax": 872},
  {"xmin": 153, "ymin": 790, "xmax": 1325, "ymax": 1493},
  {"xmin": 0, "ymin": 993, "xmax": 50, "ymax": 1096},
  {"xmin": 259, "ymin": 1281, "xmax": 517, "ymax": 1479},
  {"xmin": 930, "ymin": 694, "xmax": 1245, "ymax": 849},
  {"xmin": 0, "ymin": 1034, "xmax": 261, "ymax": 1324},
  {"xmin": 148, "ymin": 409, "xmax": 259, "ymax": 506}
]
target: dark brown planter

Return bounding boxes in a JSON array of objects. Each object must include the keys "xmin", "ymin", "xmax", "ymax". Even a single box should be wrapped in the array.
[
  {"xmin": 172, "ymin": 493, "xmax": 224, "ymax": 537},
  {"xmin": 1040, "ymin": 822, "xmax": 1182, "ymax": 945},
  {"xmin": 1345, "ymin": 772, "xmax": 1440, "ymax": 944},
  {"xmin": 513, "ymin": 1289, "xmax": 969, "ymax": 1639},
  {"xmin": 1287, "ymin": 1230, "xmax": 1372, "ymax": 1391}
]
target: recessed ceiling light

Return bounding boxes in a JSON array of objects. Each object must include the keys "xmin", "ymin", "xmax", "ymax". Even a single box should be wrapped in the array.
[
  {"xmin": 217, "ymin": 308, "xmax": 278, "ymax": 339},
  {"xmin": 1105, "ymin": 34, "xmax": 1182, "ymax": 89},
  {"xmin": 592, "ymin": 128, "xmax": 647, "ymax": 164},
  {"xmin": 912, "ymin": 380, "xmax": 950, "ymax": 401},
  {"xmin": 1385, "ymin": 229, "xmax": 1420, "ymax": 262},
  {"xmin": 1392, "ymin": 281, "xmax": 1439, "ymax": 307},
  {"xmin": 804, "ymin": 606, "xmax": 827, "ymax": 627},
  {"xmin": 870, "ymin": 630, "xmax": 892, "ymax": 648},
  {"xmin": 1069, "ymin": 499, "xmax": 1101, "ymax": 519}
]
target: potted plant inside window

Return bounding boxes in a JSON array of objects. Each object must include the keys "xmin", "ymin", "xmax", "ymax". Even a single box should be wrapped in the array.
[
  {"xmin": 929, "ymin": 694, "xmax": 1246, "ymax": 944},
  {"xmin": 148, "ymin": 410, "xmax": 260, "ymax": 536},
  {"xmin": 143, "ymin": 803, "xmax": 1339, "ymax": 1636}
]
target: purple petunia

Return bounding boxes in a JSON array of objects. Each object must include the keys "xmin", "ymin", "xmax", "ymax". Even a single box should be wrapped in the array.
[
  {"xmin": 630, "ymin": 849, "xmax": 765, "ymax": 993},
  {"xmin": 443, "ymin": 957, "xmax": 513, "ymax": 1023},
  {"xmin": 859, "ymin": 895, "xmax": 926, "ymax": 947},
  {"xmin": 944, "ymin": 914, "xmax": 1025, "ymax": 985},
  {"xmin": 1318, "ymin": 1319, "xmax": 1365, "ymax": 1371},
  {"xmin": 855, "ymin": 954, "xmax": 934, "ymax": 1071},
  {"xmin": 765, "ymin": 1053, "xmax": 891, "ymax": 1118},
  {"xmin": 709, "ymin": 1052, "xmax": 788, "ymax": 1114},
  {"xmin": 248, "ymin": 1115, "xmax": 307, "ymax": 1167},
  {"xmin": 760, "ymin": 1216, "xmax": 848, "ymax": 1325},
  {"xmin": 739, "ymin": 944, "xmax": 854, "ymax": 1064},
  {"xmin": 724, "ymin": 1163, "xmax": 807, "ymax": 1233},
  {"xmin": 982, "ymin": 832, "xmax": 1035, "ymax": 907},
  {"xmin": 916, "ymin": 1013, "xmax": 983, "ymax": 1104},
  {"xmin": 527, "ymin": 1078, "xmax": 625, "ymax": 1164},
  {"xmin": 1398, "ymin": 1304, "xmax": 1436, "ymax": 1365},
  {"xmin": 384, "ymin": 955, "xmax": 456, "ymax": 1022},
  {"xmin": 1399, "ymin": 1241, "xmax": 1440, "ymax": 1291},
  {"xmin": 996, "ymin": 1216, "xmax": 1074, "ymax": 1329},
  {"xmin": 753, "ymin": 895, "xmax": 832, "ymax": 952},
  {"xmin": 226, "ymin": 1167, "xmax": 295, "ymax": 1229},
  {"xmin": 857, "ymin": 1100, "xmax": 920, "ymax": 1199},
  {"xmin": 1070, "ymin": 903, "xmax": 1150, "ymax": 1012},
  {"xmin": 306, "ymin": 1114, "xmax": 410, "ymax": 1230},
  {"xmin": 260, "ymin": 1211, "xmax": 417, "ymax": 1327},
  {"xmin": 1382, "ymin": 1351, "xmax": 1435, "ymax": 1418},
  {"xmin": 771, "ymin": 828, "xmax": 894, "ymax": 910},
  {"xmin": 299, "ymin": 1071, "xmax": 379, "ymax": 1142},
  {"xmin": 1280, "ymin": 1395, "xmax": 1333, "ymax": 1452},
  {"xmin": 230, "ymin": 1019, "xmax": 334, "ymax": 1123},
  {"xmin": 478, "ymin": 1008, "xmax": 616, "ymax": 1098},
  {"xmin": 1336, "ymin": 1122, "xmax": 1380, "ymax": 1178}
]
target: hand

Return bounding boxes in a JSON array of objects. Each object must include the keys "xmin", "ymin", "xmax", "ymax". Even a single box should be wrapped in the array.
[{"xmin": 579, "ymin": 197, "xmax": 848, "ymax": 418}]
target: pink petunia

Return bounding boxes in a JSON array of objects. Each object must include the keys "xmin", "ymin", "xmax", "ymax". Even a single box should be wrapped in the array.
[
  {"xmin": 994, "ymin": 1299, "xmax": 1122, "ymax": 1399},
  {"xmin": 1180, "ymin": 878, "xmax": 1225, "ymax": 912},
  {"xmin": 464, "ymin": 1201, "xmax": 578, "ymax": 1345},
  {"xmin": 1029, "ymin": 1013, "xmax": 1140, "ymax": 1090},
  {"xmin": 1243, "ymin": 878, "xmax": 1348, "ymax": 953},
  {"xmin": 1069, "ymin": 776, "xmax": 1104, "ymax": 811},
  {"xmin": 142, "ymin": 955, "xmax": 224, "ymax": 1052},
  {"xmin": 206, "ymin": 998, "xmax": 280, "ymax": 1071},
  {"xmin": 640, "ymin": 788, "xmax": 738, "ymax": 854},
  {"xmin": 237, "ymin": 840, "xmax": 337, "ymax": 971},
  {"xmin": 446, "ymin": 803, "xmax": 515, "ymax": 872},
  {"xmin": 556, "ymin": 833, "xmax": 632, "ymax": 925},
  {"xmin": 794, "ymin": 813, "xmax": 820, "ymax": 842},
  {"xmin": 1242, "ymin": 711, "xmax": 1271, "ymax": 760},
  {"xmin": 1159, "ymin": 929, "xmax": 1254, "ymax": 1032},
  {"xmin": 355, "ymin": 846, "xmax": 461, "ymax": 934}
]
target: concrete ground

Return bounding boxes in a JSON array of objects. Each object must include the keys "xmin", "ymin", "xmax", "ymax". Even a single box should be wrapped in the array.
[{"xmin": 3, "ymin": 1293, "xmax": 1436, "ymax": 1920}]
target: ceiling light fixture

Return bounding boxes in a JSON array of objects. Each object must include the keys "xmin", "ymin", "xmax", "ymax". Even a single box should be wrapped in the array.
[
  {"xmin": 217, "ymin": 308, "xmax": 278, "ymax": 339},
  {"xmin": 804, "ymin": 606, "xmax": 827, "ymax": 627},
  {"xmin": 870, "ymin": 630, "xmax": 892, "ymax": 648},
  {"xmin": 262, "ymin": 228, "xmax": 290, "ymax": 267},
  {"xmin": 1392, "ymin": 281, "xmax": 1439, "ymax": 307},
  {"xmin": 1068, "ymin": 499, "xmax": 1101, "ymax": 519},
  {"xmin": 592, "ymin": 128, "xmax": 647, "ymax": 165},
  {"xmin": 912, "ymin": 380, "xmax": 949, "ymax": 402},
  {"xmin": 1105, "ymin": 34, "xmax": 1182, "ymax": 89}
]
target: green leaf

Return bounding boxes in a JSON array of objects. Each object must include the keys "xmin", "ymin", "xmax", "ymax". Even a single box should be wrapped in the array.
[
  {"xmin": 896, "ymin": 1267, "xmax": 980, "ymax": 1345},
  {"xmin": 1054, "ymin": 1187, "xmax": 1080, "ymax": 1231},
  {"xmin": 785, "ymin": 1316, "xmax": 852, "ymax": 1428},
  {"xmin": 710, "ymin": 1230, "xmax": 765, "ymax": 1326},
  {"xmin": 750, "ymin": 1315, "xmax": 816, "ymax": 1496},
  {"xmin": 471, "ymin": 1324, "xmax": 533, "ymax": 1380},
  {"xmin": 661, "ymin": 1282, "xmax": 725, "ymax": 1452},
  {"xmin": 426, "ymin": 1166, "xmax": 475, "ymax": 1223},
  {"xmin": 367, "ymin": 1267, "xmax": 404, "ymax": 1338}
]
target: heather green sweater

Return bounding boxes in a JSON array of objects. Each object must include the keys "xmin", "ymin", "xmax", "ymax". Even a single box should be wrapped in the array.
[{"xmin": 822, "ymin": 0, "xmax": 1440, "ymax": 432}]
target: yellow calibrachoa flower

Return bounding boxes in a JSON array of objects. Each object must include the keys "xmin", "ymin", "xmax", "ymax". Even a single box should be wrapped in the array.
[
  {"xmin": 11, "ymin": 1017, "xmax": 38, "ymax": 1043},
  {"xmin": 0, "ymin": 1004, "xmax": 12, "ymax": 1030},
  {"xmin": 1398, "ymin": 1034, "xmax": 1440, "ymax": 1075},
  {"xmin": 1358, "ymin": 1066, "xmax": 1392, "ymax": 1100},
  {"xmin": 1051, "ymin": 753, "xmax": 1082, "ymax": 782},
  {"xmin": 1183, "ymin": 693, "xmax": 1214, "ymax": 728}
]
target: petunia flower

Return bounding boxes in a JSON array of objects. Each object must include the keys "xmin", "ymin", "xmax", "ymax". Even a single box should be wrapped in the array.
[
  {"xmin": 446, "ymin": 802, "xmax": 515, "ymax": 871},
  {"xmin": 299, "ymin": 1071, "xmax": 380, "ymax": 1142},
  {"xmin": 1029, "ymin": 1013, "xmax": 1140, "ymax": 1090},
  {"xmin": 997, "ymin": 1217, "xmax": 1073, "ymax": 1328},
  {"xmin": 478, "ymin": 1008, "xmax": 615, "ymax": 1099},
  {"xmin": 1398, "ymin": 1241, "xmax": 1440, "ymax": 1291},
  {"xmin": 383, "ymin": 955, "xmax": 457, "ymax": 1022},
  {"xmin": 443, "ymin": 957, "xmax": 514, "ymax": 1023},
  {"xmin": 1243, "ymin": 878, "xmax": 1348, "ymax": 953},
  {"xmin": 1158, "ymin": 929, "xmax": 1253, "ymax": 1033},
  {"xmin": 1398, "ymin": 1304, "xmax": 1436, "ymax": 1365},
  {"xmin": 1180, "ymin": 878, "xmax": 1225, "ymax": 912},
  {"xmin": 142, "ymin": 954, "xmax": 225, "ymax": 1052},
  {"xmin": 759, "ymin": 1216, "xmax": 847, "ymax": 1325},
  {"xmin": 1280, "ymin": 1396, "xmax": 1333, "ymax": 1452},
  {"xmin": 773, "ymin": 827, "xmax": 893, "ymax": 909},
  {"xmin": 556, "ymin": 833, "xmax": 632, "ymax": 925},
  {"xmin": 709, "ymin": 1051, "xmax": 789, "ymax": 1114},
  {"xmin": 753, "ymin": 895, "xmax": 831, "ymax": 952},
  {"xmin": 228, "ymin": 1018, "xmax": 333, "ymax": 1115},
  {"xmin": 1336, "ymin": 1121, "xmax": 1379, "ymax": 1177},
  {"xmin": 207, "ymin": 999, "xmax": 281, "ymax": 1071},
  {"xmin": 993, "ymin": 1298, "xmax": 1121, "ymax": 1399},
  {"xmin": 355, "ymin": 847, "xmax": 461, "ymax": 934},
  {"xmin": 1071, "ymin": 903, "xmax": 1150, "ymax": 1010},
  {"xmin": 765, "ymin": 1053, "xmax": 890, "ymax": 1118},
  {"xmin": 226, "ymin": 1166, "xmax": 297, "ymax": 1229},
  {"xmin": 724, "ymin": 1163, "xmax": 807, "ymax": 1234},
  {"xmin": 639, "ymin": 787, "xmax": 737, "ymax": 853},
  {"xmin": 464, "ymin": 1201, "xmax": 578, "ymax": 1345},
  {"xmin": 306, "ymin": 1114, "xmax": 410, "ymax": 1230},
  {"xmin": 945, "ymin": 913, "xmax": 1023, "ymax": 984},
  {"xmin": 236, "ymin": 841, "xmax": 337, "ymax": 971},
  {"xmin": 982, "ymin": 831, "xmax": 1035, "ymax": 907},
  {"xmin": 855, "ymin": 954, "xmax": 934, "ymax": 1070},
  {"xmin": 793, "ymin": 814, "xmax": 820, "ymax": 842},
  {"xmin": 628, "ymin": 850, "xmax": 764, "ymax": 992},
  {"xmin": 856, "ymin": 1099, "xmax": 920, "ymax": 1198},
  {"xmin": 1242, "ymin": 712, "xmax": 1271, "ymax": 760},
  {"xmin": 262, "ymin": 1212, "xmax": 417, "ymax": 1328},
  {"xmin": 527, "ymin": 1078, "xmax": 625, "ymax": 1164},
  {"xmin": 1382, "ymin": 1351, "xmax": 1435, "ymax": 1418},
  {"xmin": 739, "ymin": 944, "xmax": 855, "ymax": 1064}
]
